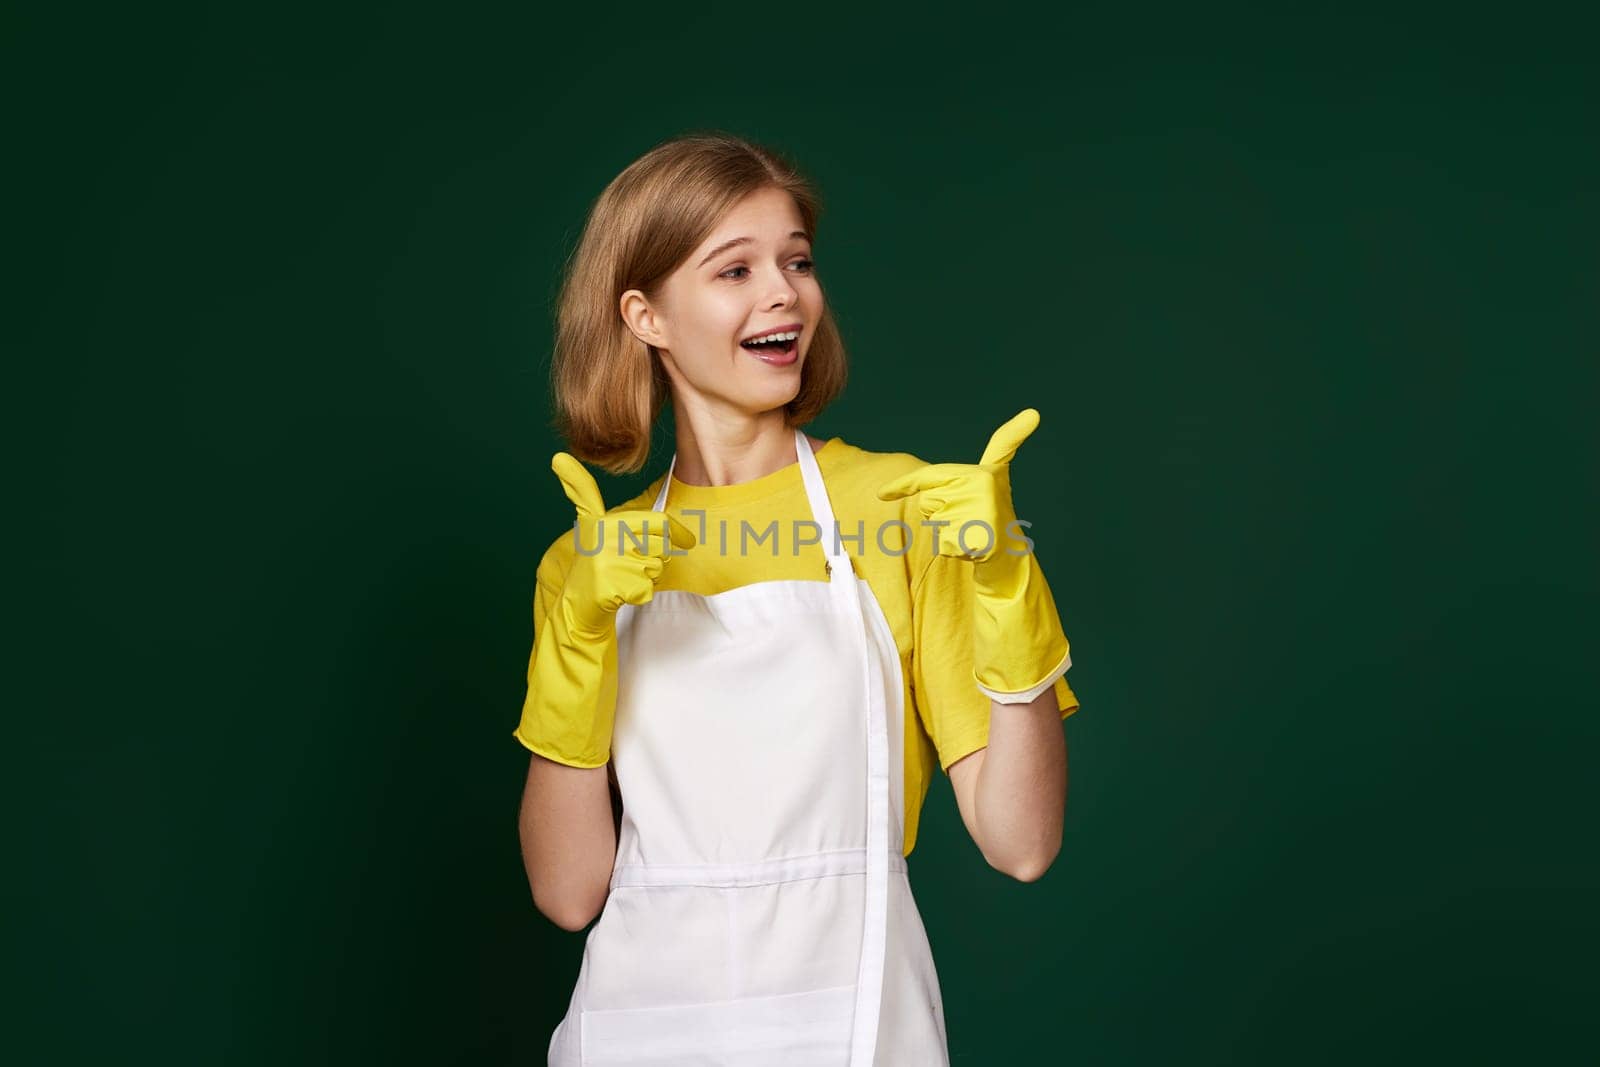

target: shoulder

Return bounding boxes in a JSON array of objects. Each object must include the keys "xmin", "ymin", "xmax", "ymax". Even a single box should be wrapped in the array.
[
  {"xmin": 819, "ymin": 437, "xmax": 930, "ymax": 485},
  {"xmin": 819, "ymin": 438, "xmax": 934, "ymax": 518},
  {"xmin": 820, "ymin": 438, "xmax": 943, "ymax": 575},
  {"xmin": 533, "ymin": 525, "xmax": 574, "ymax": 596}
]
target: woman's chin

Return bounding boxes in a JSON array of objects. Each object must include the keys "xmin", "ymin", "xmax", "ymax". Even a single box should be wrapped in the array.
[{"xmin": 738, "ymin": 377, "xmax": 803, "ymax": 414}]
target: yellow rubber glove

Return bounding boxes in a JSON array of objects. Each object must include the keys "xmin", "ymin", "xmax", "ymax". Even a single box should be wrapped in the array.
[
  {"xmin": 517, "ymin": 452, "xmax": 697, "ymax": 767},
  {"xmin": 877, "ymin": 408, "xmax": 1071, "ymax": 702}
]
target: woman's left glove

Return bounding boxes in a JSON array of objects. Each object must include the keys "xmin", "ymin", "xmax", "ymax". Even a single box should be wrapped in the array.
[{"xmin": 876, "ymin": 408, "xmax": 1071, "ymax": 702}]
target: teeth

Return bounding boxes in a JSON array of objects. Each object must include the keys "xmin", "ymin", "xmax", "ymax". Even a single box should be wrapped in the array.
[{"xmin": 743, "ymin": 329, "xmax": 799, "ymax": 345}]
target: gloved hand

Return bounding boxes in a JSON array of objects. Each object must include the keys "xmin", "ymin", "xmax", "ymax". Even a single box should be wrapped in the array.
[
  {"xmin": 876, "ymin": 408, "xmax": 1071, "ymax": 701},
  {"xmin": 519, "ymin": 453, "xmax": 697, "ymax": 767}
]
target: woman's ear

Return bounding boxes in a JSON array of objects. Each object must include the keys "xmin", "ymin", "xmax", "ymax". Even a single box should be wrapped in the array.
[{"xmin": 619, "ymin": 288, "xmax": 665, "ymax": 348}]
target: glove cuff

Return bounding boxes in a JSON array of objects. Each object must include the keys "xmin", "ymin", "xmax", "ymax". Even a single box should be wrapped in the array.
[
  {"xmin": 971, "ymin": 553, "xmax": 1072, "ymax": 702},
  {"xmin": 513, "ymin": 595, "xmax": 619, "ymax": 768}
]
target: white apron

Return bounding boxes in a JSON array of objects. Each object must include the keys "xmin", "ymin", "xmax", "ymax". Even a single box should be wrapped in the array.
[{"xmin": 546, "ymin": 428, "xmax": 949, "ymax": 1065}]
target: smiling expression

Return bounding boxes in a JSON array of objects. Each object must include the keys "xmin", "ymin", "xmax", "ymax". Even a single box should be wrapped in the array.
[{"xmin": 629, "ymin": 186, "xmax": 825, "ymax": 419}]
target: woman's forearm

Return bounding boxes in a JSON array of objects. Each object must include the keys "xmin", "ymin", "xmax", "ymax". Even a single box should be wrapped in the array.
[
  {"xmin": 972, "ymin": 687, "xmax": 1067, "ymax": 881},
  {"xmin": 518, "ymin": 754, "xmax": 617, "ymax": 931}
]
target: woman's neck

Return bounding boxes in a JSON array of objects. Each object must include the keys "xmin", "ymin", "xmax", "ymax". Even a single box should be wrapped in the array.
[{"xmin": 670, "ymin": 414, "xmax": 825, "ymax": 488}]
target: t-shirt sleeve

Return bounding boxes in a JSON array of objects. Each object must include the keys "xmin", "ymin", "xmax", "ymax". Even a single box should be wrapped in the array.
[{"xmin": 909, "ymin": 551, "xmax": 1081, "ymax": 773}]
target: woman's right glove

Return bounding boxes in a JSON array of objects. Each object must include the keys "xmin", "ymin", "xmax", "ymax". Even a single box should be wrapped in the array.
[{"xmin": 516, "ymin": 452, "xmax": 696, "ymax": 768}]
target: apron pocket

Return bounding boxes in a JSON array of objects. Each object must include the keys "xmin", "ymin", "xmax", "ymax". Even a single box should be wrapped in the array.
[{"xmin": 580, "ymin": 983, "xmax": 856, "ymax": 1066}]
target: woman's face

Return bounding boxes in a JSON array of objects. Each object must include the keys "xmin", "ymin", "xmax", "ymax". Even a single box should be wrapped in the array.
[{"xmin": 626, "ymin": 186, "xmax": 823, "ymax": 419}]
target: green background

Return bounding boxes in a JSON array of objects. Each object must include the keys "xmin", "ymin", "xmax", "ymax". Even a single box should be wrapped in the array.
[{"xmin": 14, "ymin": 4, "xmax": 1595, "ymax": 1064}]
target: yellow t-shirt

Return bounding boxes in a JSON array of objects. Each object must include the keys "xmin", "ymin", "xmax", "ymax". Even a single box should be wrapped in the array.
[{"xmin": 514, "ymin": 436, "xmax": 1080, "ymax": 856}]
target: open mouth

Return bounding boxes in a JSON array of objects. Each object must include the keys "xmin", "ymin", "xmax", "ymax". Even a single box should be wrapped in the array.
[
  {"xmin": 739, "ymin": 334, "xmax": 799, "ymax": 362},
  {"xmin": 740, "ymin": 335, "xmax": 798, "ymax": 357}
]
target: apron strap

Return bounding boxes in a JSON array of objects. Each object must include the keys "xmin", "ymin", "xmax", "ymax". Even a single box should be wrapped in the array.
[
  {"xmin": 650, "ymin": 452, "xmax": 674, "ymax": 512},
  {"xmin": 791, "ymin": 427, "xmax": 855, "ymax": 580}
]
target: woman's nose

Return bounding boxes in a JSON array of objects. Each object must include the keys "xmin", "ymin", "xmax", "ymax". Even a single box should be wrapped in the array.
[{"xmin": 766, "ymin": 272, "xmax": 798, "ymax": 309}]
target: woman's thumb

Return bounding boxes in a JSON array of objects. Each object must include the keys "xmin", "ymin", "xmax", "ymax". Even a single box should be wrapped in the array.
[
  {"xmin": 978, "ymin": 408, "xmax": 1040, "ymax": 468},
  {"xmin": 551, "ymin": 452, "xmax": 606, "ymax": 518}
]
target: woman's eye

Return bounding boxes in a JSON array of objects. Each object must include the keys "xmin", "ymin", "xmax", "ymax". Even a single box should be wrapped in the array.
[{"xmin": 719, "ymin": 259, "xmax": 815, "ymax": 280}]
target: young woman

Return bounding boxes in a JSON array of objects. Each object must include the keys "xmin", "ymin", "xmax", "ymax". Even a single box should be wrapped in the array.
[{"xmin": 514, "ymin": 132, "xmax": 1080, "ymax": 1066}]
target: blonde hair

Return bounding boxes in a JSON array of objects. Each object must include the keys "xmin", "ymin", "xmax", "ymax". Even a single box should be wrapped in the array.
[{"xmin": 548, "ymin": 131, "xmax": 848, "ymax": 474}]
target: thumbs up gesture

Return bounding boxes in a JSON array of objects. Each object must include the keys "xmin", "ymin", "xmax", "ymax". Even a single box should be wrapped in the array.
[
  {"xmin": 517, "ymin": 453, "xmax": 698, "ymax": 769},
  {"xmin": 878, "ymin": 409, "xmax": 1071, "ymax": 701},
  {"xmin": 551, "ymin": 452, "xmax": 698, "ymax": 639},
  {"xmin": 876, "ymin": 409, "xmax": 1039, "ymax": 594}
]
